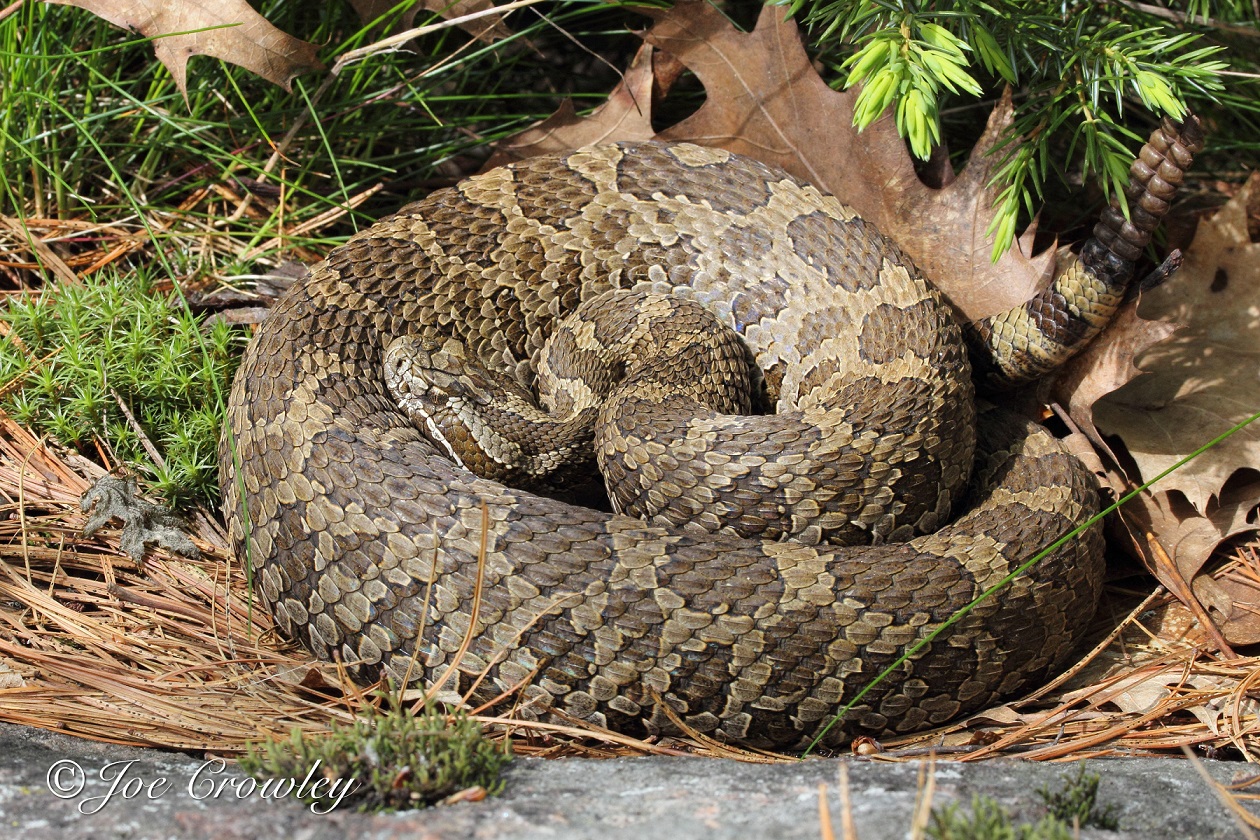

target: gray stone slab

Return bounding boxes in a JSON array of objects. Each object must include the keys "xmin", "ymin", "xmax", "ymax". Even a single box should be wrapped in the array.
[{"xmin": 0, "ymin": 721, "xmax": 1251, "ymax": 839}]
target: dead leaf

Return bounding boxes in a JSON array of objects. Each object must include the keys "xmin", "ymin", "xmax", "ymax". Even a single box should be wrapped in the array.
[
  {"xmin": 45, "ymin": 0, "xmax": 323, "ymax": 96},
  {"xmin": 1093, "ymin": 173, "xmax": 1260, "ymax": 513},
  {"xmin": 1106, "ymin": 670, "xmax": 1184, "ymax": 716},
  {"xmin": 0, "ymin": 660, "xmax": 24, "ymax": 689},
  {"xmin": 1195, "ymin": 552, "xmax": 1260, "ymax": 646},
  {"xmin": 963, "ymin": 704, "xmax": 1024, "ymax": 726},
  {"xmin": 483, "ymin": 42, "xmax": 657, "ymax": 170},
  {"xmin": 642, "ymin": 1, "xmax": 1054, "ymax": 321},
  {"xmin": 1050, "ymin": 180, "xmax": 1260, "ymax": 647},
  {"xmin": 348, "ymin": 0, "xmax": 513, "ymax": 43},
  {"xmin": 1089, "ymin": 667, "xmax": 1240, "ymax": 733},
  {"xmin": 1131, "ymin": 485, "xmax": 1260, "ymax": 586},
  {"xmin": 1119, "ymin": 481, "xmax": 1260, "ymax": 645},
  {"xmin": 272, "ymin": 663, "xmax": 346, "ymax": 697}
]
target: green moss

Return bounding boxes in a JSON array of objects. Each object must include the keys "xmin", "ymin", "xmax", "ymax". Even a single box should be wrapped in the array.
[
  {"xmin": 239, "ymin": 693, "xmax": 512, "ymax": 813},
  {"xmin": 1037, "ymin": 762, "xmax": 1119, "ymax": 830},
  {"xmin": 928, "ymin": 796, "xmax": 1075, "ymax": 840},
  {"xmin": 928, "ymin": 763, "xmax": 1119, "ymax": 839},
  {"xmin": 0, "ymin": 270, "xmax": 247, "ymax": 508}
]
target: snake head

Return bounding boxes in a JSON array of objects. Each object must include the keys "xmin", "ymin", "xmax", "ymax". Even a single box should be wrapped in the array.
[
  {"xmin": 383, "ymin": 334, "xmax": 597, "ymax": 486},
  {"xmin": 383, "ymin": 335, "xmax": 494, "ymax": 406}
]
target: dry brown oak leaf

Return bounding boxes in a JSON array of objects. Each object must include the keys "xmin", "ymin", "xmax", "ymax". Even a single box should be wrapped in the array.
[
  {"xmin": 1093, "ymin": 174, "xmax": 1260, "ymax": 514},
  {"xmin": 1077, "ymin": 176, "xmax": 1260, "ymax": 644},
  {"xmin": 45, "ymin": 0, "xmax": 323, "ymax": 95},
  {"xmin": 1123, "ymin": 479, "xmax": 1260, "ymax": 645}
]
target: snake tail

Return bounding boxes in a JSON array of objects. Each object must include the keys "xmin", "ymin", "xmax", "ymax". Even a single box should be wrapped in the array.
[{"xmin": 968, "ymin": 115, "xmax": 1204, "ymax": 388}]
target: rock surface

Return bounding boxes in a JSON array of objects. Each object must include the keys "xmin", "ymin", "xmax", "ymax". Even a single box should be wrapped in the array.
[{"xmin": 0, "ymin": 721, "xmax": 1251, "ymax": 839}]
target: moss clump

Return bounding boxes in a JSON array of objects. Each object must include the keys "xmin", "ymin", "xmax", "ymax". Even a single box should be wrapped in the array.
[
  {"xmin": 1037, "ymin": 762, "xmax": 1119, "ymax": 830},
  {"xmin": 0, "ymin": 270, "xmax": 246, "ymax": 508},
  {"xmin": 239, "ymin": 694, "xmax": 512, "ymax": 813},
  {"xmin": 928, "ymin": 763, "xmax": 1118, "ymax": 839},
  {"xmin": 928, "ymin": 795, "xmax": 1076, "ymax": 840}
]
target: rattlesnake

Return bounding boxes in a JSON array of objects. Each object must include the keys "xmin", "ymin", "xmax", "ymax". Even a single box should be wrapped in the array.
[{"xmin": 222, "ymin": 119, "xmax": 1200, "ymax": 748}]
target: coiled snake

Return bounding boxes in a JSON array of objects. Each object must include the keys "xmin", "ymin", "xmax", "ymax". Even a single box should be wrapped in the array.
[{"xmin": 222, "ymin": 120, "xmax": 1201, "ymax": 748}]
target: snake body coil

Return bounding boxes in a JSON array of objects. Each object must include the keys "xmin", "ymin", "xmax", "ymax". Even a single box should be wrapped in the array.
[{"xmin": 223, "ymin": 123, "xmax": 1200, "ymax": 748}]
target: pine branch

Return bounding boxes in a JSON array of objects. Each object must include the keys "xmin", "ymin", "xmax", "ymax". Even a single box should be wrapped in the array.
[{"xmin": 777, "ymin": 0, "xmax": 1236, "ymax": 257}]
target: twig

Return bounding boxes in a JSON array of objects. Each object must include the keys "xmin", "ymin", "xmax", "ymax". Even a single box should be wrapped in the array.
[
  {"xmin": 110, "ymin": 388, "xmax": 165, "ymax": 470},
  {"xmin": 332, "ymin": 0, "xmax": 546, "ymax": 70},
  {"xmin": 423, "ymin": 499, "xmax": 491, "ymax": 705},
  {"xmin": 0, "ymin": 1, "xmax": 25, "ymax": 24},
  {"xmin": 819, "ymin": 781, "xmax": 836, "ymax": 840},
  {"xmin": 0, "ymin": 216, "xmax": 79, "ymax": 286},
  {"xmin": 1145, "ymin": 529, "xmax": 1237, "ymax": 658},
  {"xmin": 1104, "ymin": 0, "xmax": 1260, "ymax": 37}
]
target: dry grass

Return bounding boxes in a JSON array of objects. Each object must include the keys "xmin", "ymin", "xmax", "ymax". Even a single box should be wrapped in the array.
[{"xmin": 0, "ymin": 416, "xmax": 350, "ymax": 751}]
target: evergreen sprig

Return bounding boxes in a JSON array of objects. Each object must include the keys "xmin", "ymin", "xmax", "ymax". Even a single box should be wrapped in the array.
[{"xmin": 776, "ymin": 0, "xmax": 1238, "ymax": 258}]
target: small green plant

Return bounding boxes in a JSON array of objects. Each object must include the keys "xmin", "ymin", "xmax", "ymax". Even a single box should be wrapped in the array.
[
  {"xmin": 1038, "ymin": 762, "xmax": 1119, "ymax": 830},
  {"xmin": 928, "ymin": 762, "xmax": 1120, "ymax": 838},
  {"xmin": 238, "ymin": 692, "xmax": 512, "ymax": 813},
  {"xmin": 927, "ymin": 795, "xmax": 1075, "ymax": 840},
  {"xmin": 0, "ymin": 270, "xmax": 246, "ymax": 508}
]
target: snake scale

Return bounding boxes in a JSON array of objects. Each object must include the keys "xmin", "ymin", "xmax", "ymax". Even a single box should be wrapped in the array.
[{"xmin": 222, "ymin": 118, "xmax": 1201, "ymax": 749}]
